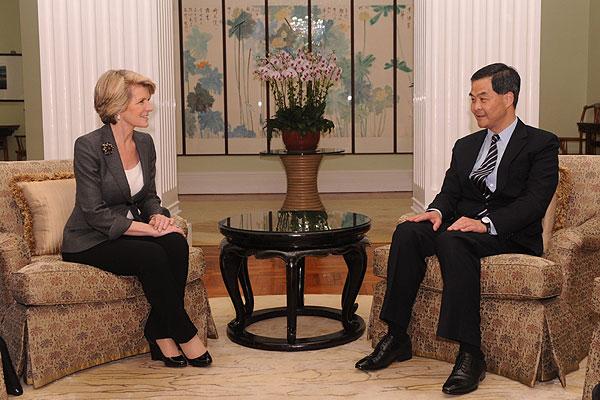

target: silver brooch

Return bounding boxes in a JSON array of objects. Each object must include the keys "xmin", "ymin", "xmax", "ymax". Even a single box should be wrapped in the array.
[{"xmin": 101, "ymin": 142, "xmax": 114, "ymax": 155}]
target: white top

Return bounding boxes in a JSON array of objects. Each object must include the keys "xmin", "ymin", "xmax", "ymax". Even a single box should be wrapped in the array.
[{"xmin": 125, "ymin": 161, "xmax": 143, "ymax": 219}]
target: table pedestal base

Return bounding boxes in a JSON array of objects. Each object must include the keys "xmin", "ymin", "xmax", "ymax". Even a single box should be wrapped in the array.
[
  {"xmin": 226, "ymin": 306, "xmax": 365, "ymax": 351},
  {"xmin": 220, "ymin": 238, "xmax": 368, "ymax": 351}
]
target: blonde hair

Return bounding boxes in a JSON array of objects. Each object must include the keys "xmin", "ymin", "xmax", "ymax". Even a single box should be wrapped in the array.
[{"xmin": 94, "ymin": 69, "xmax": 156, "ymax": 124}]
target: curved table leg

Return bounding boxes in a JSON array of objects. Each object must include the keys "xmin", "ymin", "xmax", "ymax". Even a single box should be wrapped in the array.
[
  {"xmin": 220, "ymin": 241, "xmax": 248, "ymax": 332},
  {"xmin": 340, "ymin": 241, "xmax": 368, "ymax": 331},
  {"xmin": 297, "ymin": 257, "xmax": 305, "ymax": 308},
  {"xmin": 222, "ymin": 242, "xmax": 367, "ymax": 351},
  {"xmin": 239, "ymin": 257, "xmax": 254, "ymax": 316}
]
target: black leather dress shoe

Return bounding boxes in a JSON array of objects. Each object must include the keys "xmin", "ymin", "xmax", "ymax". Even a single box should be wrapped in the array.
[
  {"xmin": 185, "ymin": 351, "xmax": 212, "ymax": 368},
  {"xmin": 148, "ymin": 341, "xmax": 187, "ymax": 368},
  {"xmin": 442, "ymin": 351, "xmax": 486, "ymax": 395},
  {"xmin": 0, "ymin": 336, "xmax": 23, "ymax": 396},
  {"xmin": 355, "ymin": 333, "xmax": 412, "ymax": 371}
]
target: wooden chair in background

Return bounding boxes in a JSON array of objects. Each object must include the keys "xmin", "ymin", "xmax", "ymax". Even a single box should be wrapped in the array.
[
  {"xmin": 558, "ymin": 103, "xmax": 600, "ymax": 155},
  {"xmin": 14, "ymin": 135, "xmax": 26, "ymax": 161},
  {"xmin": 576, "ymin": 103, "xmax": 600, "ymax": 155}
]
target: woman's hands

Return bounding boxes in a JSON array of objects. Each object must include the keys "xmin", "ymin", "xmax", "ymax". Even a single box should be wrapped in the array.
[
  {"xmin": 149, "ymin": 214, "xmax": 184, "ymax": 237},
  {"xmin": 125, "ymin": 215, "xmax": 184, "ymax": 237},
  {"xmin": 149, "ymin": 214, "xmax": 173, "ymax": 231}
]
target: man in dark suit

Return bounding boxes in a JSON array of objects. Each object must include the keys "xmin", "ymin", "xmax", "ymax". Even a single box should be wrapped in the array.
[{"xmin": 355, "ymin": 63, "xmax": 559, "ymax": 395}]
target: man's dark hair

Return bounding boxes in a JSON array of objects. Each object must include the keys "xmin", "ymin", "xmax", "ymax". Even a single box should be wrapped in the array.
[{"xmin": 471, "ymin": 63, "xmax": 520, "ymax": 107}]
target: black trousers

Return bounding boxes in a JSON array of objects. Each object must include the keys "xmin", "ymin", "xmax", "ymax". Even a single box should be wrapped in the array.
[
  {"xmin": 379, "ymin": 221, "xmax": 531, "ymax": 347},
  {"xmin": 62, "ymin": 233, "xmax": 197, "ymax": 343}
]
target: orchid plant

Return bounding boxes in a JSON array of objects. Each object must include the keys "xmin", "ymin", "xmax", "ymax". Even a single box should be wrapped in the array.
[{"xmin": 254, "ymin": 48, "xmax": 342, "ymax": 137}]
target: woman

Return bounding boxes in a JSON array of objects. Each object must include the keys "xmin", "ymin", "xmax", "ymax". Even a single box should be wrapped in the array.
[{"xmin": 62, "ymin": 69, "xmax": 211, "ymax": 368}]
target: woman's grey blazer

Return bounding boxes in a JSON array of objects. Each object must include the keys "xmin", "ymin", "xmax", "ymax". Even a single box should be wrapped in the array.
[{"xmin": 62, "ymin": 124, "xmax": 164, "ymax": 253}]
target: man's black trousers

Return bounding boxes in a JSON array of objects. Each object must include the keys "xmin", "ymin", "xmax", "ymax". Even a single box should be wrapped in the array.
[{"xmin": 379, "ymin": 221, "xmax": 531, "ymax": 347}]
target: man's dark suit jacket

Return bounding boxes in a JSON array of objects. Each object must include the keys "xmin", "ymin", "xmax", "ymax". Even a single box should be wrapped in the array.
[
  {"xmin": 428, "ymin": 118, "xmax": 559, "ymax": 256},
  {"xmin": 62, "ymin": 124, "xmax": 164, "ymax": 253}
]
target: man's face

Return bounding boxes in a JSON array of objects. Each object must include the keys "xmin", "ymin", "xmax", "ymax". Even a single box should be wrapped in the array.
[{"xmin": 469, "ymin": 77, "xmax": 514, "ymax": 133}]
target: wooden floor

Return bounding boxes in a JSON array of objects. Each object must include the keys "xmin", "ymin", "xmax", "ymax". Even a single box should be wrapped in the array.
[{"xmin": 202, "ymin": 244, "xmax": 382, "ymax": 298}]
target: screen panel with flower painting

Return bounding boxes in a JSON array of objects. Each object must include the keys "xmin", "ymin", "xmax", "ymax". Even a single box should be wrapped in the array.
[
  {"xmin": 225, "ymin": 1, "xmax": 268, "ymax": 154},
  {"xmin": 312, "ymin": 0, "xmax": 353, "ymax": 152},
  {"xmin": 181, "ymin": 1, "xmax": 226, "ymax": 154},
  {"xmin": 266, "ymin": 2, "xmax": 309, "ymax": 152},
  {"xmin": 395, "ymin": 2, "xmax": 413, "ymax": 153},
  {"xmin": 354, "ymin": 1, "xmax": 411, "ymax": 153}
]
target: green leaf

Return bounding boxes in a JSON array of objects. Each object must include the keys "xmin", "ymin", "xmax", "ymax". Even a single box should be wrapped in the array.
[
  {"xmin": 397, "ymin": 60, "xmax": 413, "ymax": 72},
  {"xmin": 383, "ymin": 59, "xmax": 413, "ymax": 73},
  {"xmin": 369, "ymin": 13, "xmax": 381, "ymax": 25}
]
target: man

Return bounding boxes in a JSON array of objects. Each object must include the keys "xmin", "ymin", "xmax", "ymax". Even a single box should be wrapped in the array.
[{"xmin": 355, "ymin": 63, "xmax": 559, "ymax": 395}]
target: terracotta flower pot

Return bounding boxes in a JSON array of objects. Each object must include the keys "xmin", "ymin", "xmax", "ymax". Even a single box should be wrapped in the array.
[{"xmin": 281, "ymin": 130, "xmax": 320, "ymax": 151}]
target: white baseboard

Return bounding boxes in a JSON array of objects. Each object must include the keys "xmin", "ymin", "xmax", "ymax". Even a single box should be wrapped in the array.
[
  {"xmin": 164, "ymin": 200, "xmax": 181, "ymax": 216},
  {"xmin": 178, "ymin": 170, "xmax": 413, "ymax": 194},
  {"xmin": 411, "ymin": 196, "xmax": 426, "ymax": 213}
]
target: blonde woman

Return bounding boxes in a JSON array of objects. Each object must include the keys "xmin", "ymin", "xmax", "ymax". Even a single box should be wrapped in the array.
[{"xmin": 62, "ymin": 70, "xmax": 211, "ymax": 368}]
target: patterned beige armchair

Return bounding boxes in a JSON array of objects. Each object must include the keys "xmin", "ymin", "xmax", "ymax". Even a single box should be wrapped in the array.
[
  {"xmin": 0, "ymin": 160, "xmax": 217, "ymax": 388},
  {"xmin": 0, "ymin": 353, "xmax": 6, "ymax": 400},
  {"xmin": 367, "ymin": 155, "xmax": 600, "ymax": 387},
  {"xmin": 584, "ymin": 277, "xmax": 600, "ymax": 400}
]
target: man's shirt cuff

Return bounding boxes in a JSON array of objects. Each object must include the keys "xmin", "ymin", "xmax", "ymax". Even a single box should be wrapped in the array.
[{"xmin": 426, "ymin": 208, "xmax": 443, "ymax": 219}]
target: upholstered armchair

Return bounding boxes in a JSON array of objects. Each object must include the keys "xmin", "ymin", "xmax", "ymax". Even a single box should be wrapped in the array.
[
  {"xmin": 0, "ymin": 353, "xmax": 6, "ymax": 400},
  {"xmin": 584, "ymin": 277, "xmax": 600, "ymax": 400},
  {"xmin": 367, "ymin": 155, "xmax": 600, "ymax": 387},
  {"xmin": 0, "ymin": 160, "xmax": 217, "ymax": 388}
]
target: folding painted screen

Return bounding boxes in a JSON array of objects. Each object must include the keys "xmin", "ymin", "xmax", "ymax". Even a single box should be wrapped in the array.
[{"xmin": 180, "ymin": 1, "xmax": 413, "ymax": 155}]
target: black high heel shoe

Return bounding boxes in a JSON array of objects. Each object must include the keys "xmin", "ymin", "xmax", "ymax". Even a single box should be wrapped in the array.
[
  {"xmin": 0, "ymin": 336, "xmax": 23, "ymax": 396},
  {"xmin": 184, "ymin": 351, "xmax": 212, "ymax": 368},
  {"xmin": 148, "ymin": 341, "xmax": 187, "ymax": 368}
]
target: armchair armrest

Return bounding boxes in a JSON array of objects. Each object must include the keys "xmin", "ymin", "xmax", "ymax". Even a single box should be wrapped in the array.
[
  {"xmin": 545, "ymin": 216, "xmax": 600, "ymax": 304},
  {"xmin": 0, "ymin": 232, "xmax": 31, "ymax": 275},
  {"xmin": 593, "ymin": 277, "xmax": 600, "ymax": 314},
  {"xmin": 0, "ymin": 232, "xmax": 31, "ymax": 313},
  {"xmin": 592, "ymin": 276, "xmax": 600, "ymax": 314},
  {"xmin": 548, "ymin": 216, "xmax": 600, "ymax": 258},
  {"xmin": 573, "ymin": 215, "xmax": 600, "ymax": 252},
  {"xmin": 172, "ymin": 215, "xmax": 189, "ymax": 238},
  {"xmin": 397, "ymin": 212, "xmax": 417, "ymax": 225}
]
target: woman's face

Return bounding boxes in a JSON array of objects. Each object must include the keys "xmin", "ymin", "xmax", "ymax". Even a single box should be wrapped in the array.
[{"xmin": 120, "ymin": 84, "xmax": 153, "ymax": 129}]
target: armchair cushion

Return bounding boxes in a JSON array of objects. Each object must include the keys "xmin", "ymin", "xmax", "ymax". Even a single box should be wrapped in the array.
[
  {"xmin": 374, "ymin": 246, "xmax": 561, "ymax": 300},
  {"xmin": 9, "ymin": 173, "xmax": 75, "ymax": 256},
  {"xmin": 11, "ymin": 247, "xmax": 206, "ymax": 306}
]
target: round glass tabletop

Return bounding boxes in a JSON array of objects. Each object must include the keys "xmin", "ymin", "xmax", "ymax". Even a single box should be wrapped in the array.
[
  {"xmin": 219, "ymin": 210, "xmax": 369, "ymax": 233},
  {"xmin": 259, "ymin": 148, "xmax": 345, "ymax": 156},
  {"xmin": 218, "ymin": 210, "xmax": 371, "ymax": 250}
]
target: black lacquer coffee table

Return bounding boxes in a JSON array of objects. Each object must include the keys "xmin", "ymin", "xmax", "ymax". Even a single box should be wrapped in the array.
[{"xmin": 218, "ymin": 210, "xmax": 370, "ymax": 351}]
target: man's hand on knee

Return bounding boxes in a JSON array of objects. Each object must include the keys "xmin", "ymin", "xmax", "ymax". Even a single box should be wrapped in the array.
[
  {"xmin": 447, "ymin": 216, "xmax": 486, "ymax": 233},
  {"xmin": 405, "ymin": 211, "xmax": 442, "ymax": 231}
]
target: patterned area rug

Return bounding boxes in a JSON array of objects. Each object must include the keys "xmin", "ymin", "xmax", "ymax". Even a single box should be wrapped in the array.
[
  {"xmin": 179, "ymin": 195, "xmax": 413, "ymax": 246},
  {"xmin": 17, "ymin": 295, "xmax": 585, "ymax": 399}
]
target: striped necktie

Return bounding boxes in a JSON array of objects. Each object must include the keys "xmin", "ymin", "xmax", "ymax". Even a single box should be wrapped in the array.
[{"xmin": 470, "ymin": 134, "xmax": 500, "ymax": 197}]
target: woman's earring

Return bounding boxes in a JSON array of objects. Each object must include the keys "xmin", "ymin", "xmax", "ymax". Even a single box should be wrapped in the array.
[{"xmin": 116, "ymin": 114, "xmax": 121, "ymax": 121}]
